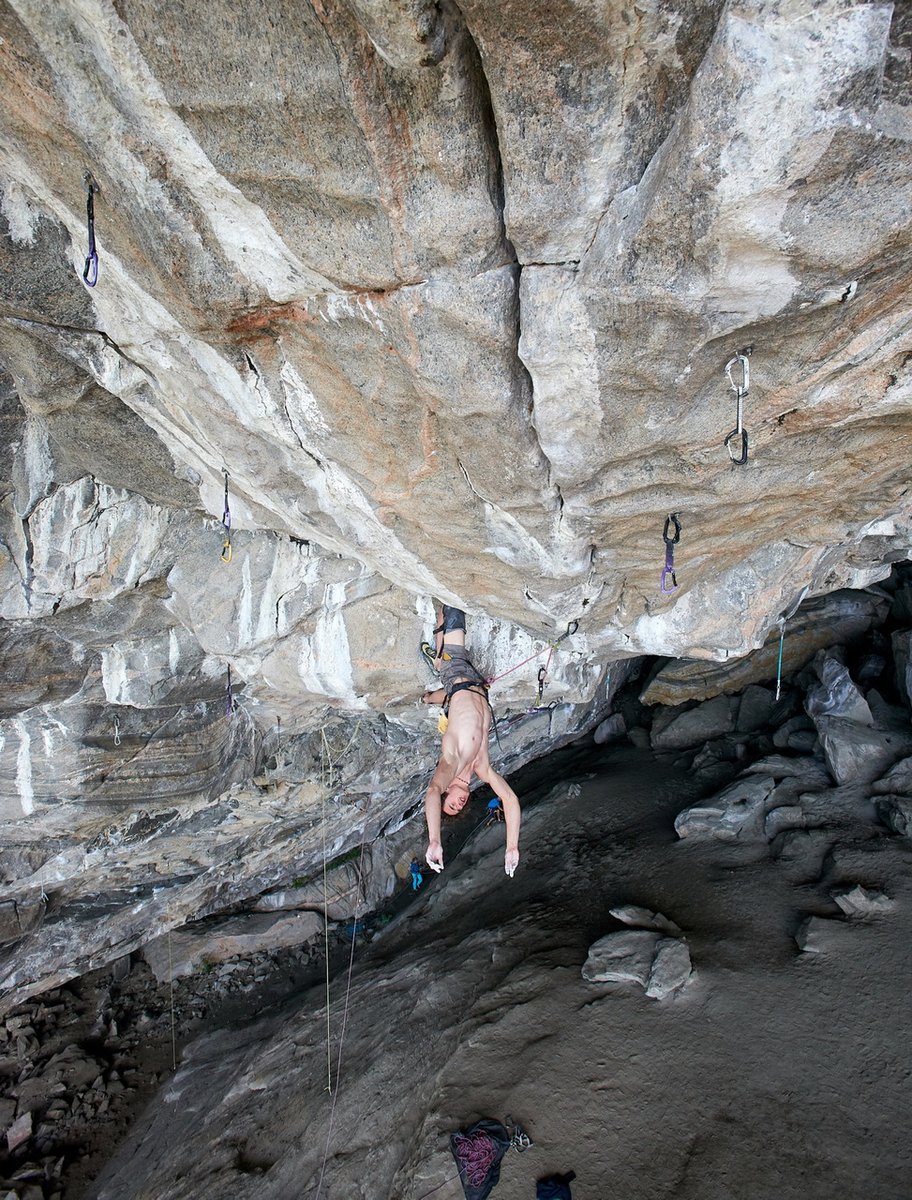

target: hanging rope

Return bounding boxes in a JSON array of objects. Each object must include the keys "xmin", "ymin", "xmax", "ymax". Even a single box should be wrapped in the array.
[
  {"xmin": 82, "ymin": 173, "xmax": 99, "ymax": 287},
  {"xmin": 220, "ymin": 471, "xmax": 233, "ymax": 563},
  {"xmin": 774, "ymin": 586, "xmax": 809, "ymax": 701},
  {"xmin": 168, "ymin": 930, "xmax": 177, "ymax": 1071},
  {"xmin": 724, "ymin": 349, "xmax": 751, "ymax": 465},
  {"xmin": 320, "ymin": 729, "xmax": 333, "ymax": 1095},
  {"xmin": 313, "ymin": 800, "xmax": 372, "ymax": 1200},
  {"xmin": 660, "ymin": 512, "xmax": 681, "ymax": 594}
]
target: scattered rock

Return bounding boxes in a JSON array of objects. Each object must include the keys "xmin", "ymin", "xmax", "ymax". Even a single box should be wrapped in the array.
[
  {"xmin": 582, "ymin": 930, "xmax": 659, "ymax": 987},
  {"xmin": 674, "ymin": 775, "xmax": 776, "ymax": 842},
  {"xmin": 6, "ymin": 1111, "xmax": 31, "ymax": 1152},
  {"xmin": 813, "ymin": 718, "xmax": 912, "ymax": 786},
  {"xmin": 582, "ymin": 930, "xmax": 692, "ymax": 1000},
  {"xmin": 593, "ymin": 713, "xmax": 626, "ymax": 745},
  {"xmin": 651, "ymin": 696, "xmax": 737, "ymax": 752},
  {"xmin": 609, "ymin": 905, "xmax": 682, "ymax": 937},
  {"xmin": 645, "ymin": 938, "xmax": 692, "ymax": 1000},
  {"xmin": 832, "ymin": 885, "xmax": 894, "ymax": 919},
  {"xmin": 805, "ymin": 656, "xmax": 873, "ymax": 725},
  {"xmin": 772, "ymin": 715, "xmax": 815, "ymax": 749},
  {"xmin": 875, "ymin": 796, "xmax": 912, "ymax": 836},
  {"xmin": 795, "ymin": 916, "xmax": 844, "ymax": 954}
]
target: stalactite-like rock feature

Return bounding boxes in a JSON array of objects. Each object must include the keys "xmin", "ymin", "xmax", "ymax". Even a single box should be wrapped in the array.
[{"xmin": 0, "ymin": 0, "xmax": 910, "ymax": 1004}]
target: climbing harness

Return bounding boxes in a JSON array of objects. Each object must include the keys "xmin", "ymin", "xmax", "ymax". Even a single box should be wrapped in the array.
[
  {"xmin": 220, "ymin": 471, "xmax": 232, "ymax": 563},
  {"xmin": 112, "ymin": 714, "xmax": 122, "ymax": 747},
  {"xmin": 82, "ymin": 173, "xmax": 98, "ymax": 287},
  {"xmin": 224, "ymin": 665, "xmax": 236, "ymax": 717},
  {"xmin": 774, "ymin": 586, "xmax": 809, "ymax": 701},
  {"xmin": 724, "ymin": 350, "xmax": 751, "ymax": 465},
  {"xmin": 660, "ymin": 512, "xmax": 681, "ymax": 594}
]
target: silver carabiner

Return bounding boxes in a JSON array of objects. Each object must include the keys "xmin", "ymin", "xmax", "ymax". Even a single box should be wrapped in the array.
[
  {"xmin": 113, "ymin": 715, "xmax": 122, "ymax": 747},
  {"xmin": 724, "ymin": 351, "xmax": 751, "ymax": 465}
]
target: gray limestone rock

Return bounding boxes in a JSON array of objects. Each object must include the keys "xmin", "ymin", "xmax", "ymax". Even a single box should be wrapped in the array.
[
  {"xmin": 609, "ymin": 905, "xmax": 682, "ymax": 938},
  {"xmin": 814, "ymin": 718, "xmax": 912, "ymax": 787},
  {"xmin": 832, "ymin": 885, "xmax": 894, "ymax": 919},
  {"xmin": 875, "ymin": 796, "xmax": 912, "ymax": 837},
  {"xmin": 795, "ymin": 916, "xmax": 845, "ymax": 954},
  {"xmin": 737, "ymin": 685, "xmax": 775, "ymax": 733},
  {"xmin": 645, "ymin": 938, "xmax": 693, "ymax": 1001},
  {"xmin": 593, "ymin": 713, "xmax": 626, "ymax": 745},
  {"xmin": 773, "ymin": 716, "xmax": 816, "ymax": 749},
  {"xmin": 581, "ymin": 930, "xmax": 659, "ymax": 987},
  {"xmin": 805, "ymin": 656, "xmax": 873, "ymax": 726},
  {"xmin": 675, "ymin": 775, "xmax": 776, "ymax": 843},
  {"xmin": 651, "ymin": 696, "xmax": 737, "ymax": 752}
]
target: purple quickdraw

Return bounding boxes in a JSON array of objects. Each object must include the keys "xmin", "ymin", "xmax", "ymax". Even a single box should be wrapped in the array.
[
  {"xmin": 225, "ymin": 664, "xmax": 236, "ymax": 717},
  {"xmin": 660, "ymin": 512, "xmax": 681, "ymax": 593}
]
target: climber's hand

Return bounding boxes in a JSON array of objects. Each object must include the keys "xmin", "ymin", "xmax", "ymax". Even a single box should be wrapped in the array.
[
  {"xmin": 504, "ymin": 848, "xmax": 519, "ymax": 878},
  {"xmin": 426, "ymin": 841, "xmax": 444, "ymax": 873}
]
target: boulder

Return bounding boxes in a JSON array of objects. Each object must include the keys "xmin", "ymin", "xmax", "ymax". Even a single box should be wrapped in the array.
[
  {"xmin": 891, "ymin": 629, "xmax": 912, "ymax": 710},
  {"xmin": 814, "ymin": 718, "xmax": 912, "ymax": 787},
  {"xmin": 805, "ymin": 656, "xmax": 873, "ymax": 726},
  {"xmin": 832, "ymin": 885, "xmax": 894, "ymax": 919},
  {"xmin": 674, "ymin": 775, "xmax": 776, "ymax": 842},
  {"xmin": 581, "ymin": 930, "xmax": 692, "ymax": 1000},
  {"xmin": 645, "ymin": 938, "xmax": 692, "ymax": 1001},
  {"xmin": 593, "ymin": 713, "xmax": 626, "ymax": 746},
  {"xmin": 651, "ymin": 696, "xmax": 737, "ymax": 752},
  {"xmin": 795, "ymin": 916, "xmax": 844, "ymax": 954},
  {"xmin": 609, "ymin": 905, "xmax": 682, "ymax": 937},
  {"xmin": 875, "ymin": 796, "xmax": 912, "ymax": 837},
  {"xmin": 581, "ymin": 930, "xmax": 659, "ymax": 987}
]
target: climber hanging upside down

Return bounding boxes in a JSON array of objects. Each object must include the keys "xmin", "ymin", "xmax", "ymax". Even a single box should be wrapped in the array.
[{"xmin": 421, "ymin": 604, "xmax": 521, "ymax": 878}]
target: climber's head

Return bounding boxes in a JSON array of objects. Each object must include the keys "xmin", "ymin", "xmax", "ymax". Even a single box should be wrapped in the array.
[{"xmin": 442, "ymin": 778, "xmax": 470, "ymax": 816}]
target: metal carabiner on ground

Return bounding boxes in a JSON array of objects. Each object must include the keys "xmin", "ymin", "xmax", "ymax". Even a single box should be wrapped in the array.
[
  {"xmin": 724, "ymin": 351, "xmax": 751, "ymax": 465},
  {"xmin": 82, "ymin": 173, "xmax": 98, "ymax": 287}
]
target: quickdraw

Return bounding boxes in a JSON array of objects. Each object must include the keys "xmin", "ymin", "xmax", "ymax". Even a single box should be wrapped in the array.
[
  {"xmin": 536, "ymin": 665, "xmax": 547, "ymax": 705},
  {"xmin": 82, "ymin": 173, "xmax": 99, "ymax": 287},
  {"xmin": 220, "ymin": 470, "xmax": 232, "ymax": 564},
  {"xmin": 113, "ymin": 714, "xmax": 122, "ymax": 747},
  {"xmin": 774, "ymin": 586, "xmax": 808, "ymax": 701},
  {"xmin": 724, "ymin": 350, "xmax": 751, "ymax": 465},
  {"xmin": 225, "ymin": 664, "xmax": 236, "ymax": 717},
  {"xmin": 660, "ymin": 512, "xmax": 680, "ymax": 594}
]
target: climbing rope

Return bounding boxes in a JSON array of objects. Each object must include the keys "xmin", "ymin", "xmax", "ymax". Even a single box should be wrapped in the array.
[
  {"xmin": 82, "ymin": 173, "xmax": 98, "ymax": 287},
  {"xmin": 313, "ymin": 800, "xmax": 372, "ymax": 1200},
  {"xmin": 168, "ymin": 930, "xmax": 177, "ymax": 1071},
  {"xmin": 220, "ymin": 471, "xmax": 232, "ymax": 563},
  {"xmin": 660, "ymin": 512, "xmax": 681, "ymax": 593},
  {"xmin": 724, "ymin": 349, "xmax": 751, "ymax": 465},
  {"xmin": 451, "ymin": 1129, "xmax": 500, "ymax": 1187},
  {"xmin": 774, "ymin": 586, "xmax": 809, "ymax": 701},
  {"xmin": 485, "ymin": 619, "xmax": 579, "ymax": 690}
]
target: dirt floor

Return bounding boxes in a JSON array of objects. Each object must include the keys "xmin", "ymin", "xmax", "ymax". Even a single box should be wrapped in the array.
[{"xmin": 79, "ymin": 742, "xmax": 912, "ymax": 1199}]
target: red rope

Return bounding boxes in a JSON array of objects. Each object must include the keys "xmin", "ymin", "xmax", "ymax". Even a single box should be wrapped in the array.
[
  {"xmin": 452, "ymin": 1130, "xmax": 499, "ymax": 1187},
  {"xmin": 485, "ymin": 641, "xmax": 554, "ymax": 686}
]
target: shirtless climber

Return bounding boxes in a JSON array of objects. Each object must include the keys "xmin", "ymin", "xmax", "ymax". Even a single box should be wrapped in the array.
[{"xmin": 421, "ymin": 605, "xmax": 521, "ymax": 878}]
